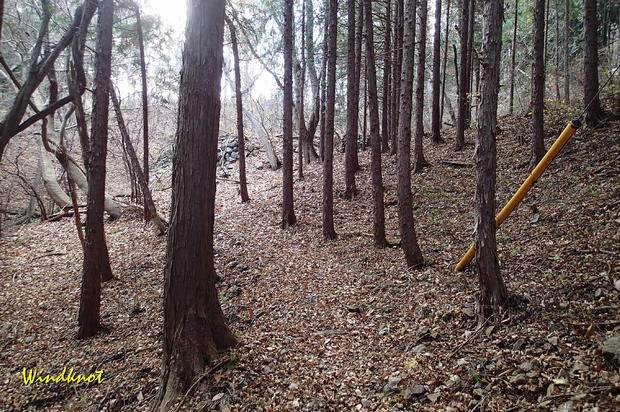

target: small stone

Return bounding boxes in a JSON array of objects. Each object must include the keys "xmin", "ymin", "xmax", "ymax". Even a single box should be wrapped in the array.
[
  {"xmin": 412, "ymin": 344, "xmax": 426, "ymax": 353},
  {"xmin": 614, "ymin": 279, "xmax": 620, "ymax": 291},
  {"xmin": 484, "ymin": 326, "xmax": 495, "ymax": 336},
  {"xmin": 403, "ymin": 385, "xmax": 425, "ymax": 400},
  {"xmin": 548, "ymin": 336, "xmax": 559, "ymax": 346},
  {"xmin": 594, "ymin": 288, "xmax": 603, "ymax": 298}
]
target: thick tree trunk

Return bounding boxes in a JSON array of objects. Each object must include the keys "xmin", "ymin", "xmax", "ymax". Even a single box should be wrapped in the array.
[
  {"xmin": 431, "ymin": 0, "xmax": 443, "ymax": 144},
  {"xmin": 282, "ymin": 0, "xmax": 297, "ymax": 227},
  {"xmin": 78, "ymin": 0, "xmax": 114, "ymax": 340},
  {"xmin": 440, "ymin": 0, "xmax": 451, "ymax": 124},
  {"xmin": 381, "ymin": 0, "xmax": 392, "ymax": 152},
  {"xmin": 584, "ymin": 0, "xmax": 602, "ymax": 125},
  {"xmin": 344, "ymin": 0, "xmax": 359, "ymax": 199},
  {"xmin": 398, "ymin": 0, "xmax": 424, "ymax": 268},
  {"xmin": 134, "ymin": 6, "xmax": 151, "ymax": 221},
  {"xmin": 475, "ymin": 0, "xmax": 508, "ymax": 324},
  {"xmin": 110, "ymin": 86, "xmax": 166, "ymax": 234},
  {"xmin": 509, "ymin": 0, "xmax": 518, "ymax": 115},
  {"xmin": 455, "ymin": 0, "xmax": 470, "ymax": 150},
  {"xmin": 531, "ymin": 0, "xmax": 546, "ymax": 167},
  {"xmin": 413, "ymin": 0, "xmax": 429, "ymax": 172},
  {"xmin": 154, "ymin": 0, "xmax": 237, "ymax": 409},
  {"xmin": 323, "ymin": 0, "xmax": 338, "ymax": 240},
  {"xmin": 226, "ymin": 18, "xmax": 250, "ymax": 202},
  {"xmin": 390, "ymin": 0, "xmax": 405, "ymax": 155},
  {"xmin": 364, "ymin": 0, "xmax": 387, "ymax": 248}
]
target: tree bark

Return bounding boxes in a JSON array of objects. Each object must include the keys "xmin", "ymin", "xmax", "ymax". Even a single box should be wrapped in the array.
[
  {"xmin": 154, "ymin": 0, "xmax": 237, "ymax": 409},
  {"xmin": 344, "ymin": 0, "xmax": 359, "ymax": 199},
  {"xmin": 455, "ymin": 0, "xmax": 470, "ymax": 150},
  {"xmin": 465, "ymin": 0, "xmax": 475, "ymax": 127},
  {"xmin": 509, "ymin": 0, "xmax": 518, "ymax": 115},
  {"xmin": 531, "ymin": 0, "xmax": 546, "ymax": 167},
  {"xmin": 364, "ymin": 0, "xmax": 387, "ymax": 248},
  {"xmin": 381, "ymin": 0, "xmax": 392, "ymax": 152},
  {"xmin": 398, "ymin": 0, "xmax": 424, "ymax": 268},
  {"xmin": 413, "ymin": 0, "xmax": 429, "ymax": 172},
  {"xmin": 226, "ymin": 17, "xmax": 250, "ymax": 202},
  {"xmin": 431, "ymin": 0, "xmax": 443, "ymax": 144},
  {"xmin": 323, "ymin": 0, "xmax": 338, "ymax": 240},
  {"xmin": 584, "ymin": 0, "xmax": 602, "ymax": 125},
  {"xmin": 78, "ymin": 0, "xmax": 114, "ymax": 340},
  {"xmin": 282, "ymin": 0, "xmax": 297, "ymax": 227},
  {"xmin": 475, "ymin": 0, "xmax": 507, "ymax": 325},
  {"xmin": 134, "ymin": 5, "xmax": 151, "ymax": 221}
]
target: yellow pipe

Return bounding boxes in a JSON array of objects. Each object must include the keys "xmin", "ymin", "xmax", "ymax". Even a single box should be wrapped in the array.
[{"xmin": 455, "ymin": 119, "xmax": 581, "ymax": 271}]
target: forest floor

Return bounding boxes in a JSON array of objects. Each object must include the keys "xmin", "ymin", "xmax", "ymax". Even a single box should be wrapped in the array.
[{"xmin": 0, "ymin": 111, "xmax": 619, "ymax": 411}]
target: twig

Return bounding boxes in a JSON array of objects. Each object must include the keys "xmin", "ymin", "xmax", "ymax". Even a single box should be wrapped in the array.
[{"xmin": 32, "ymin": 252, "xmax": 67, "ymax": 261}]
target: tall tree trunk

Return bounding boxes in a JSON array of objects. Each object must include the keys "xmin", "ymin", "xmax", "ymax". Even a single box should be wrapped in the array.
[
  {"xmin": 563, "ymin": 0, "xmax": 570, "ymax": 104},
  {"xmin": 440, "ymin": 0, "xmax": 451, "ymax": 124},
  {"xmin": 531, "ymin": 0, "xmax": 546, "ymax": 167},
  {"xmin": 381, "ymin": 0, "xmax": 392, "ymax": 152},
  {"xmin": 476, "ymin": 0, "xmax": 507, "ymax": 325},
  {"xmin": 364, "ymin": 0, "xmax": 387, "ymax": 248},
  {"xmin": 154, "ymin": 0, "xmax": 237, "ymax": 409},
  {"xmin": 319, "ymin": 0, "xmax": 330, "ymax": 162},
  {"xmin": 282, "ymin": 0, "xmax": 297, "ymax": 227},
  {"xmin": 226, "ymin": 18, "xmax": 250, "ymax": 202},
  {"xmin": 554, "ymin": 1, "xmax": 560, "ymax": 101},
  {"xmin": 465, "ymin": 0, "xmax": 475, "ymax": 128},
  {"xmin": 78, "ymin": 0, "xmax": 114, "ymax": 340},
  {"xmin": 431, "ymin": 0, "xmax": 443, "ymax": 143},
  {"xmin": 344, "ymin": 0, "xmax": 359, "ymax": 199},
  {"xmin": 296, "ymin": 0, "xmax": 306, "ymax": 180},
  {"xmin": 398, "ymin": 0, "xmax": 424, "ymax": 268},
  {"xmin": 353, "ymin": 0, "xmax": 363, "ymax": 169},
  {"xmin": 110, "ymin": 86, "xmax": 167, "ymax": 234},
  {"xmin": 323, "ymin": 0, "xmax": 338, "ymax": 240},
  {"xmin": 390, "ymin": 0, "xmax": 404, "ymax": 155},
  {"xmin": 134, "ymin": 5, "xmax": 150, "ymax": 221},
  {"xmin": 414, "ymin": 0, "xmax": 429, "ymax": 172},
  {"xmin": 509, "ymin": 0, "xmax": 518, "ymax": 115},
  {"xmin": 455, "ymin": 0, "xmax": 470, "ymax": 150},
  {"xmin": 304, "ymin": 0, "xmax": 320, "ymax": 163},
  {"xmin": 584, "ymin": 0, "xmax": 602, "ymax": 125}
]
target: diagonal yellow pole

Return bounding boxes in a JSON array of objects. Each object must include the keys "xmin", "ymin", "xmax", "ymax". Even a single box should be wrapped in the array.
[{"xmin": 455, "ymin": 119, "xmax": 582, "ymax": 271}]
